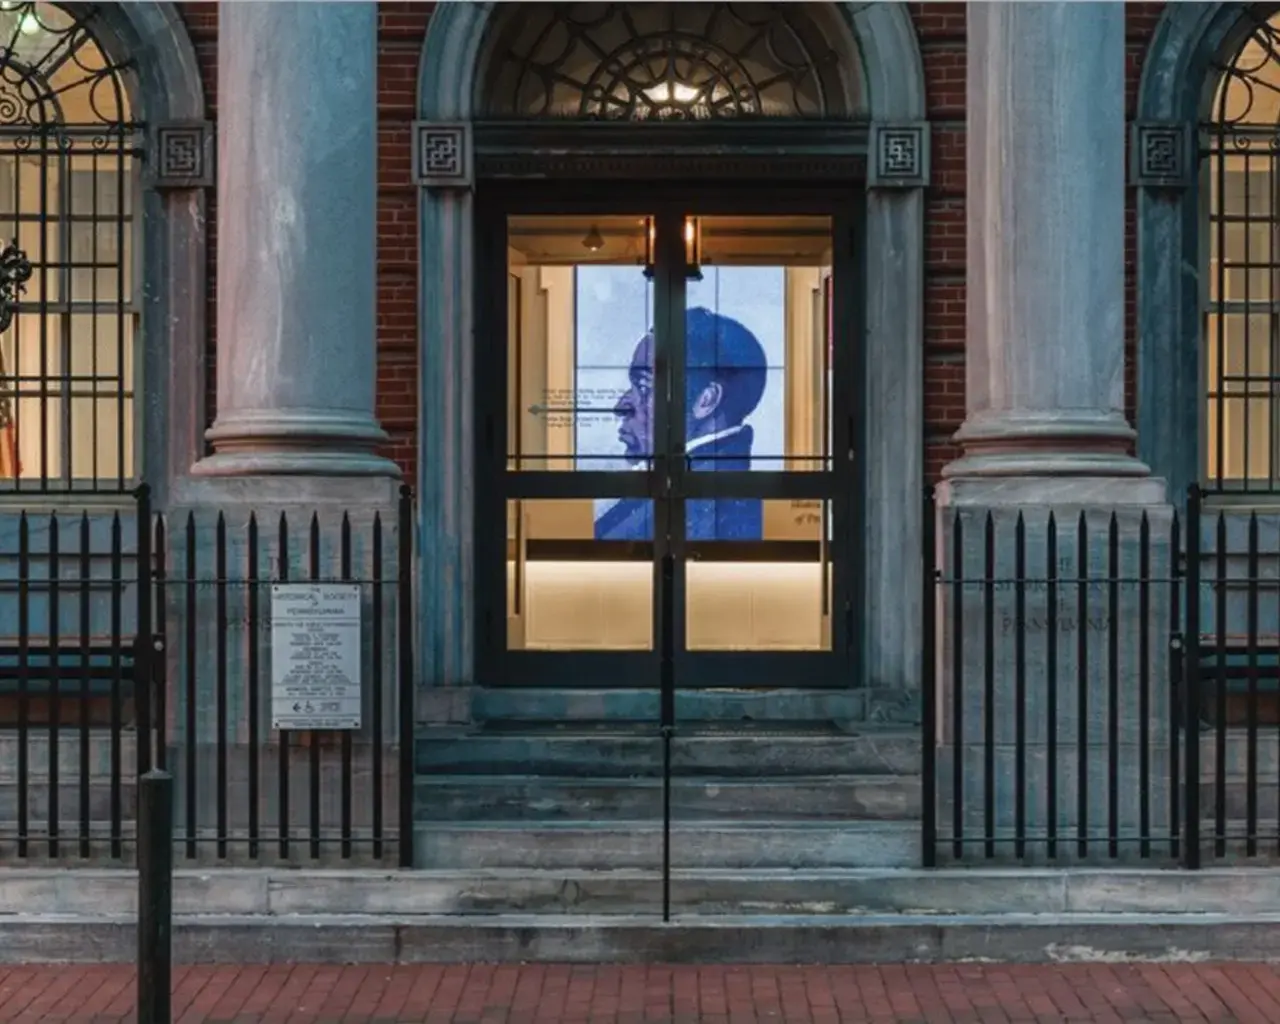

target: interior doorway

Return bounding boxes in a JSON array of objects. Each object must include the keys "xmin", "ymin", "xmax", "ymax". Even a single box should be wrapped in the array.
[{"xmin": 474, "ymin": 183, "xmax": 865, "ymax": 688}]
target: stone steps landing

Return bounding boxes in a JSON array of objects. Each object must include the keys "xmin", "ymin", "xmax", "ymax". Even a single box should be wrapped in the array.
[
  {"xmin": 469, "ymin": 687, "xmax": 867, "ymax": 724},
  {"xmin": 415, "ymin": 725, "xmax": 919, "ymax": 778},
  {"xmin": 413, "ymin": 821, "xmax": 919, "ymax": 870},
  {"xmin": 414, "ymin": 773, "xmax": 920, "ymax": 822}
]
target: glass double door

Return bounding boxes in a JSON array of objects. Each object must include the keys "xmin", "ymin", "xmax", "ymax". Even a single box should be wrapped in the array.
[{"xmin": 476, "ymin": 187, "xmax": 863, "ymax": 688}]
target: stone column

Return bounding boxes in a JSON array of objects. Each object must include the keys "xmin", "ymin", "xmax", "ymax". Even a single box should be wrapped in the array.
[
  {"xmin": 934, "ymin": 3, "xmax": 1174, "ymax": 864},
  {"xmin": 947, "ymin": 1, "xmax": 1145, "ymax": 481},
  {"xmin": 192, "ymin": 1, "xmax": 399, "ymax": 482}
]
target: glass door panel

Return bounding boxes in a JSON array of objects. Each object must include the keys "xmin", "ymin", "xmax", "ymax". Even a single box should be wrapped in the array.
[
  {"xmin": 504, "ymin": 213, "xmax": 658, "ymax": 657},
  {"xmin": 682, "ymin": 215, "xmax": 833, "ymax": 476},
  {"xmin": 684, "ymin": 499, "xmax": 833, "ymax": 651},
  {"xmin": 675, "ymin": 215, "xmax": 839, "ymax": 656},
  {"xmin": 507, "ymin": 498, "xmax": 654, "ymax": 651},
  {"xmin": 507, "ymin": 214, "xmax": 654, "ymax": 472}
]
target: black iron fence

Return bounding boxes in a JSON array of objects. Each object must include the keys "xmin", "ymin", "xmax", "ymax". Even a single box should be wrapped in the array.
[
  {"xmin": 0, "ymin": 485, "xmax": 415, "ymax": 866},
  {"xmin": 923, "ymin": 485, "xmax": 1280, "ymax": 868}
]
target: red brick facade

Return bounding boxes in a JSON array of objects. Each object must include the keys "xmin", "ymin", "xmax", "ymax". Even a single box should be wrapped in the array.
[{"xmin": 176, "ymin": 2, "xmax": 1175, "ymax": 488}]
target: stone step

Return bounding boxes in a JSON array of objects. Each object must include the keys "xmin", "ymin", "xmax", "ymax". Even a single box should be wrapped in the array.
[
  {"xmin": 6, "ymin": 865, "xmax": 1280, "ymax": 918},
  {"xmin": 415, "ymin": 728, "xmax": 919, "ymax": 778},
  {"xmin": 8, "ymin": 910, "xmax": 1280, "ymax": 964},
  {"xmin": 414, "ymin": 774, "xmax": 920, "ymax": 822},
  {"xmin": 413, "ymin": 821, "xmax": 919, "ymax": 870},
  {"xmin": 113, "ymin": 865, "xmax": 1280, "ymax": 917},
  {"xmin": 472, "ymin": 687, "xmax": 861, "ymax": 724}
]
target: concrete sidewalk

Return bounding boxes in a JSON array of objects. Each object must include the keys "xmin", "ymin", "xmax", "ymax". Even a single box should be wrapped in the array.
[{"xmin": 2, "ymin": 962, "xmax": 1278, "ymax": 1022}]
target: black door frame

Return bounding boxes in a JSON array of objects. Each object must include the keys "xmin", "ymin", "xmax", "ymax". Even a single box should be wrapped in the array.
[{"xmin": 473, "ymin": 179, "xmax": 867, "ymax": 689}]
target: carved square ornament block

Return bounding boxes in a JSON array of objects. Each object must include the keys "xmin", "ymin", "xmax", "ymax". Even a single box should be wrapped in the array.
[
  {"xmin": 150, "ymin": 121, "xmax": 213, "ymax": 189},
  {"xmin": 869, "ymin": 121, "xmax": 930, "ymax": 188},
  {"xmin": 413, "ymin": 122, "xmax": 473, "ymax": 189},
  {"xmin": 1130, "ymin": 121, "xmax": 1191, "ymax": 188}
]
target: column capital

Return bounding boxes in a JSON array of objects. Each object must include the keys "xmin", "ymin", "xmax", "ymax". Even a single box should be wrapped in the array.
[
  {"xmin": 413, "ymin": 121, "xmax": 474, "ymax": 190},
  {"xmin": 868, "ymin": 120, "xmax": 930, "ymax": 189},
  {"xmin": 147, "ymin": 120, "xmax": 214, "ymax": 190},
  {"xmin": 1129, "ymin": 120, "xmax": 1193, "ymax": 190}
]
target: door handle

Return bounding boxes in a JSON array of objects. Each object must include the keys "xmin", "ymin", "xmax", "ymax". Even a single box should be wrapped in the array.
[{"xmin": 653, "ymin": 453, "xmax": 670, "ymax": 499}]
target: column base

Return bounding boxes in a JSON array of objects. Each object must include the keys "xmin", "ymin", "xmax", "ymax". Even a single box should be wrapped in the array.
[
  {"xmin": 195, "ymin": 409, "xmax": 401, "ymax": 480},
  {"xmin": 936, "ymin": 474, "xmax": 1168, "ymax": 509},
  {"xmin": 171, "ymin": 473, "xmax": 404, "ymax": 509},
  {"xmin": 944, "ymin": 411, "xmax": 1148, "ymax": 479}
]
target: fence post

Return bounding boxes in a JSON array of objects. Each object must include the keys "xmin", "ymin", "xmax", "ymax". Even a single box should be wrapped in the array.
[
  {"xmin": 660, "ymin": 550, "xmax": 675, "ymax": 922},
  {"xmin": 137, "ymin": 769, "xmax": 173, "ymax": 1024},
  {"xmin": 921, "ymin": 486, "xmax": 937, "ymax": 867},
  {"xmin": 397, "ymin": 485, "xmax": 416, "ymax": 869},
  {"xmin": 135, "ymin": 484, "xmax": 153, "ymax": 776},
  {"xmin": 1182, "ymin": 484, "xmax": 1202, "ymax": 869}
]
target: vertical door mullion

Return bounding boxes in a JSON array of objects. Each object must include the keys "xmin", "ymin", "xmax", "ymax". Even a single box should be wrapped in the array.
[
  {"xmin": 657, "ymin": 209, "xmax": 689, "ymax": 673},
  {"xmin": 834, "ymin": 196, "xmax": 868, "ymax": 680},
  {"xmin": 478, "ymin": 199, "xmax": 510, "ymax": 682}
]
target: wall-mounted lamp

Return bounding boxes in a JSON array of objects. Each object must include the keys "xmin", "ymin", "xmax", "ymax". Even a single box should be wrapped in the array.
[
  {"xmin": 684, "ymin": 216, "xmax": 702, "ymax": 280},
  {"xmin": 641, "ymin": 216, "xmax": 702, "ymax": 279},
  {"xmin": 581, "ymin": 224, "xmax": 605, "ymax": 252}
]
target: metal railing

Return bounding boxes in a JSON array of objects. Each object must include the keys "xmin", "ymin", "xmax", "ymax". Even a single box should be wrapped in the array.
[
  {"xmin": 0, "ymin": 485, "xmax": 416, "ymax": 868},
  {"xmin": 923, "ymin": 485, "xmax": 1280, "ymax": 868}
]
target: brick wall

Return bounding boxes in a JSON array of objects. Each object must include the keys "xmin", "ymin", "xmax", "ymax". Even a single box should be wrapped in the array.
[
  {"xmin": 375, "ymin": 2, "xmax": 430, "ymax": 483},
  {"xmin": 912, "ymin": 3, "xmax": 966, "ymax": 483},
  {"xmin": 182, "ymin": 2, "xmax": 1173, "ymax": 487}
]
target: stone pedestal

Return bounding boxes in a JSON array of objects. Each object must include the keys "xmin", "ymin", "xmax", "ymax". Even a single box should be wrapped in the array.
[
  {"xmin": 192, "ymin": 1, "xmax": 399, "ymax": 480},
  {"xmin": 158, "ymin": 499, "xmax": 408, "ymax": 862},
  {"xmin": 934, "ymin": 478, "xmax": 1175, "ymax": 863}
]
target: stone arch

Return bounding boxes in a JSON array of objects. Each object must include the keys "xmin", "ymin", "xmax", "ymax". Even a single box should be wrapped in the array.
[
  {"xmin": 1134, "ymin": 2, "xmax": 1266, "ymax": 504},
  {"xmin": 75, "ymin": 2, "xmax": 210, "ymax": 507},
  {"xmin": 416, "ymin": 3, "xmax": 927, "ymax": 702}
]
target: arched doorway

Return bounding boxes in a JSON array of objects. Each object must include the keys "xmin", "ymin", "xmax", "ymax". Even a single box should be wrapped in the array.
[{"xmin": 415, "ymin": 2, "xmax": 926, "ymax": 705}]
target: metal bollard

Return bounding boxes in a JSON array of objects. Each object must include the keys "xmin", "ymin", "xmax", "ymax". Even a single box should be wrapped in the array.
[{"xmin": 137, "ymin": 769, "xmax": 173, "ymax": 1024}]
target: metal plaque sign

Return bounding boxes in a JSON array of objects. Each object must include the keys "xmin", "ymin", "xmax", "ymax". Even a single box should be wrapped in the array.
[{"xmin": 270, "ymin": 583, "xmax": 362, "ymax": 730}]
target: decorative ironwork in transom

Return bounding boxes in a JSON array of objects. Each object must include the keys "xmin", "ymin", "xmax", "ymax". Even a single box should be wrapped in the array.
[
  {"xmin": 0, "ymin": 2, "xmax": 135, "ymax": 131},
  {"xmin": 481, "ymin": 2, "xmax": 848, "ymax": 120}
]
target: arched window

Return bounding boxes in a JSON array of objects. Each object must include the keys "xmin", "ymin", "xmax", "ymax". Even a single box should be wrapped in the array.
[
  {"xmin": 1204, "ymin": 9, "xmax": 1280, "ymax": 492},
  {"xmin": 0, "ymin": 2, "xmax": 138, "ymax": 492},
  {"xmin": 479, "ymin": 2, "xmax": 858, "ymax": 120}
]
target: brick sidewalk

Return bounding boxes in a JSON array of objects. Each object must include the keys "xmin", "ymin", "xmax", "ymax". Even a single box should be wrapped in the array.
[{"xmin": 2, "ymin": 962, "xmax": 1279, "ymax": 1022}]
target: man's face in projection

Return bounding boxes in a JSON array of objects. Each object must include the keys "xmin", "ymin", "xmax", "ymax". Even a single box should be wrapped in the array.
[{"xmin": 614, "ymin": 333, "xmax": 654, "ymax": 464}]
